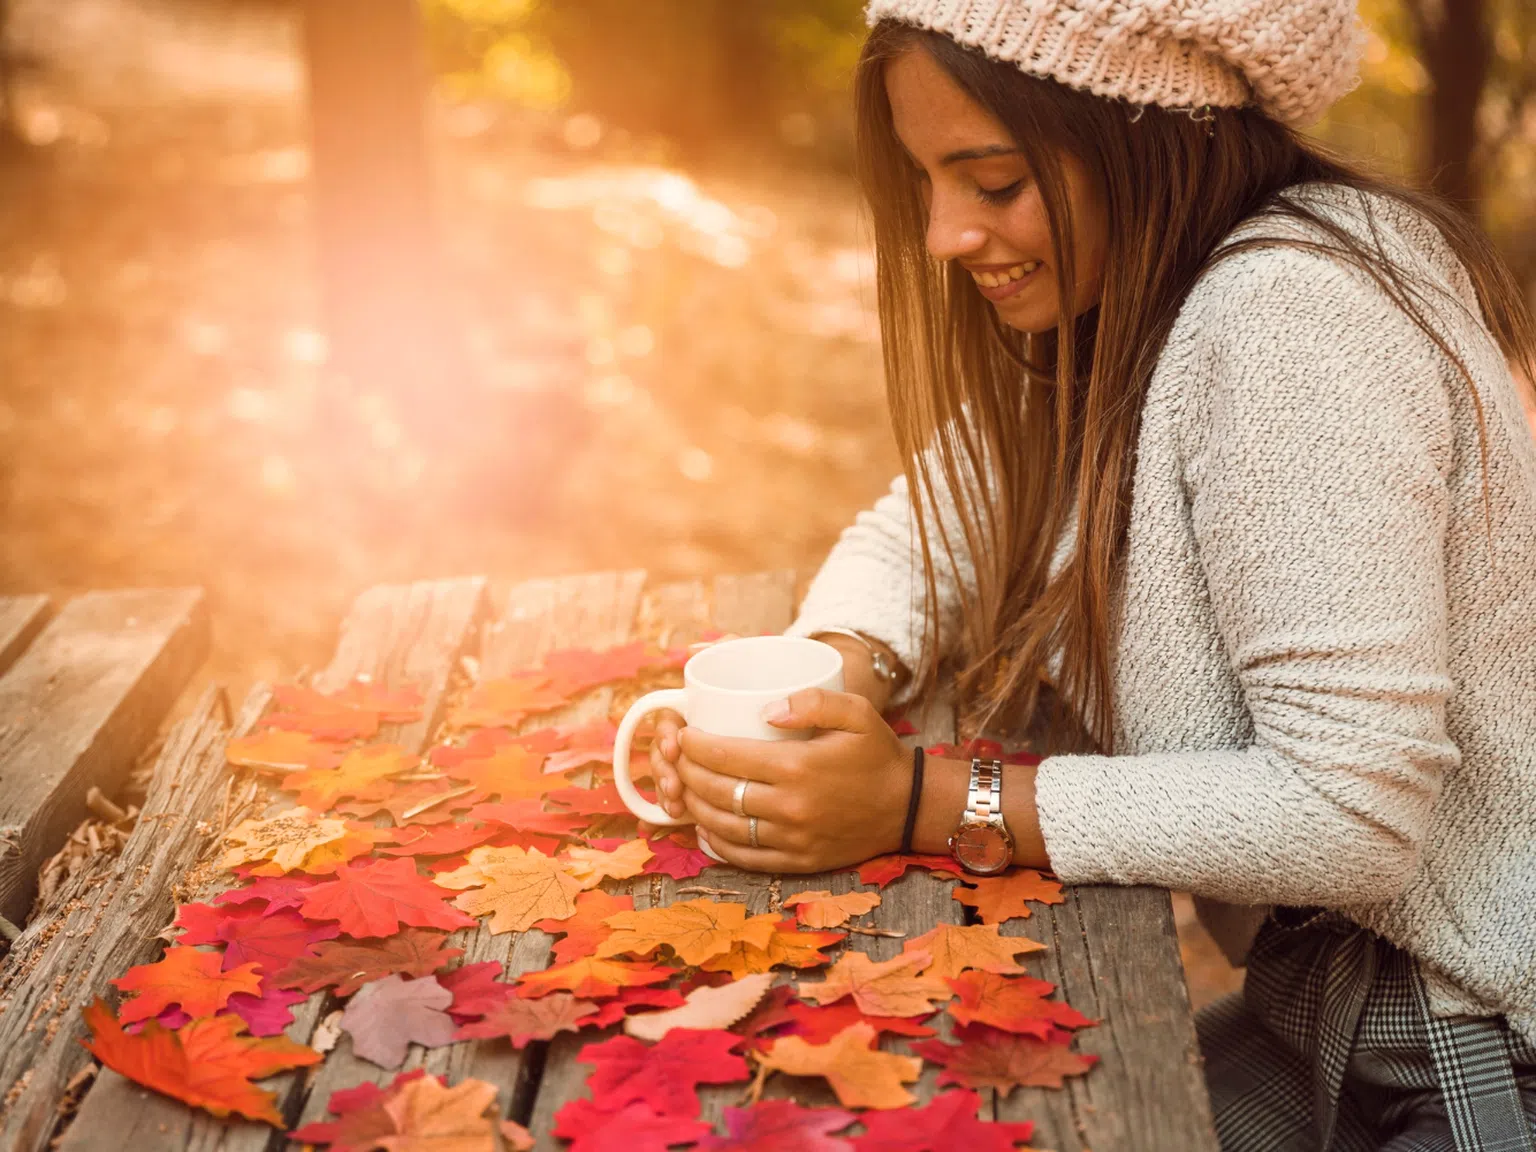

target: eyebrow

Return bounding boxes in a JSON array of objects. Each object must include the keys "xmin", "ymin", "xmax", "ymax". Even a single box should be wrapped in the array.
[{"xmin": 939, "ymin": 144, "xmax": 1020, "ymax": 165}]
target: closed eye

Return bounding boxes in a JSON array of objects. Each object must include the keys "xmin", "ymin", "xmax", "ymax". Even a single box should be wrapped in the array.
[{"xmin": 977, "ymin": 180, "xmax": 1024, "ymax": 206}]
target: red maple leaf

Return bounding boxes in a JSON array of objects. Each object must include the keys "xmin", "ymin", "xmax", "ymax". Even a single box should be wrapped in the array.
[
  {"xmin": 910, "ymin": 1023, "xmax": 1098, "ymax": 1094},
  {"xmin": 224, "ymin": 979, "xmax": 308, "ymax": 1037},
  {"xmin": 289, "ymin": 1070, "xmax": 434, "ymax": 1151},
  {"xmin": 174, "ymin": 900, "xmax": 260, "ymax": 946},
  {"xmin": 851, "ymin": 1089, "xmax": 1036, "ymax": 1151},
  {"xmin": 448, "ymin": 675, "xmax": 571, "ymax": 730},
  {"xmin": 536, "ymin": 642, "xmax": 671, "ymax": 697},
  {"xmin": 438, "ymin": 961, "xmax": 515, "ymax": 1022},
  {"xmin": 334, "ymin": 780, "xmax": 490, "ymax": 827},
  {"xmin": 376, "ymin": 821, "xmax": 506, "ymax": 858},
  {"xmin": 643, "ymin": 832, "xmax": 712, "ymax": 880},
  {"xmin": 924, "ymin": 739, "xmax": 1041, "ymax": 767},
  {"xmin": 731, "ymin": 983, "xmax": 800, "ymax": 1051},
  {"xmin": 453, "ymin": 992, "xmax": 600, "ymax": 1048},
  {"xmin": 262, "ymin": 683, "xmax": 412, "ymax": 741},
  {"xmin": 946, "ymin": 971, "xmax": 1096, "ymax": 1037},
  {"xmin": 541, "ymin": 719, "xmax": 621, "ymax": 776},
  {"xmin": 551, "ymin": 1099, "xmax": 710, "ymax": 1152},
  {"xmin": 544, "ymin": 782, "xmax": 630, "ymax": 817},
  {"xmin": 80, "ymin": 999, "xmax": 321, "ymax": 1126},
  {"xmin": 466, "ymin": 799, "xmax": 590, "ymax": 837},
  {"xmin": 578, "ymin": 1029, "xmax": 749, "ymax": 1118},
  {"xmin": 214, "ymin": 907, "xmax": 340, "ymax": 975},
  {"xmin": 700, "ymin": 1100, "xmax": 858, "ymax": 1151},
  {"xmin": 856, "ymin": 854, "xmax": 964, "ymax": 888},
  {"xmin": 534, "ymin": 889, "xmax": 635, "ymax": 964},
  {"xmin": 212, "ymin": 876, "xmax": 316, "ymax": 915},
  {"xmin": 776, "ymin": 999, "xmax": 940, "ymax": 1046},
  {"xmin": 113, "ymin": 946, "xmax": 264, "ymax": 1025},
  {"xmin": 274, "ymin": 929, "xmax": 464, "ymax": 997},
  {"xmin": 583, "ymin": 986, "xmax": 688, "ymax": 1029},
  {"xmin": 298, "ymin": 857, "xmax": 477, "ymax": 938}
]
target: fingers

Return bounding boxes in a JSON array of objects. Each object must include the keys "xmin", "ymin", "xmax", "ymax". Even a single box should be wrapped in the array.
[
  {"xmin": 693, "ymin": 824, "xmax": 807, "ymax": 875},
  {"xmin": 648, "ymin": 709, "xmax": 687, "ymax": 819},
  {"xmin": 764, "ymin": 687, "xmax": 877, "ymax": 735},
  {"xmin": 674, "ymin": 753, "xmax": 790, "ymax": 823},
  {"xmin": 675, "ymin": 727, "xmax": 794, "ymax": 784}
]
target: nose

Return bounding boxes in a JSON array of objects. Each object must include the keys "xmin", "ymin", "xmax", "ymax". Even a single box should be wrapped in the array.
[{"xmin": 924, "ymin": 185, "xmax": 988, "ymax": 263}]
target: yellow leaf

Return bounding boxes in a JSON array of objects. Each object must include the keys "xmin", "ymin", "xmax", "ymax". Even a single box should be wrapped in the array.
[
  {"xmin": 560, "ymin": 839, "xmax": 654, "ymax": 890},
  {"xmin": 221, "ymin": 807, "xmax": 349, "ymax": 873},
  {"xmin": 754, "ymin": 1022, "xmax": 921, "ymax": 1110},
  {"xmin": 699, "ymin": 921, "xmax": 844, "ymax": 979},
  {"xmin": 435, "ymin": 846, "xmax": 582, "ymax": 934},
  {"xmin": 281, "ymin": 744, "xmax": 418, "ymax": 810},
  {"xmin": 597, "ymin": 898, "xmax": 779, "ymax": 966},
  {"xmin": 623, "ymin": 972, "xmax": 775, "ymax": 1042}
]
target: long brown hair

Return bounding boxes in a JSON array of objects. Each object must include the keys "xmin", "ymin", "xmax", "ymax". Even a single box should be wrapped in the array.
[{"xmin": 855, "ymin": 21, "xmax": 1536, "ymax": 754}]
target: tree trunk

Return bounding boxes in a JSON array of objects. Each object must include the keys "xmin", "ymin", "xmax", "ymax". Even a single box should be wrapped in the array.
[
  {"xmin": 302, "ymin": 0, "xmax": 463, "ymax": 437},
  {"xmin": 1415, "ymin": 0, "xmax": 1492, "ymax": 208}
]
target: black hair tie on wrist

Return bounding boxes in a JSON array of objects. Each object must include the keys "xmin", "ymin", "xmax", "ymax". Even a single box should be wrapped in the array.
[{"xmin": 899, "ymin": 745, "xmax": 924, "ymax": 855}]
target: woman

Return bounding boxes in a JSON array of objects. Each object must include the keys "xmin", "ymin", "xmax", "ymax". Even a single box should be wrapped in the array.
[{"xmin": 645, "ymin": 1, "xmax": 1536, "ymax": 1147}]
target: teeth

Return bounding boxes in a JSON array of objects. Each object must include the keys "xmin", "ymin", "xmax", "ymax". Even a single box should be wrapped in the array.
[{"xmin": 973, "ymin": 261, "xmax": 1040, "ymax": 288}]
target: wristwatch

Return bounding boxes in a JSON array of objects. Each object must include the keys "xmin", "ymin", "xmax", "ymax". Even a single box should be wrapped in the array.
[
  {"xmin": 812, "ymin": 628, "xmax": 900, "ymax": 686},
  {"xmin": 948, "ymin": 757, "xmax": 1015, "ymax": 875}
]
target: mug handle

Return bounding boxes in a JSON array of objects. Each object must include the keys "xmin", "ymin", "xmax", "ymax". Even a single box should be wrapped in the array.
[{"xmin": 612, "ymin": 688, "xmax": 689, "ymax": 828}]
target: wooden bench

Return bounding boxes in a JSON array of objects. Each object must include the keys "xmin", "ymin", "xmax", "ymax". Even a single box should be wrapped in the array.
[{"xmin": 0, "ymin": 574, "xmax": 1218, "ymax": 1152}]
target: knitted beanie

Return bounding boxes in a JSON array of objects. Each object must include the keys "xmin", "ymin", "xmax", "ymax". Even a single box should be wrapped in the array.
[{"xmin": 864, "ymin": 0, "xmax": 1365, "ymax": 128}]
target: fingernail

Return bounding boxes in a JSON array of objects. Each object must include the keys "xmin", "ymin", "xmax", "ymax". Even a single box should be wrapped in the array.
[
  {"xmin": 762, "ymin": 699, "xmax": 790, "ymax": 723},
  {"xmin": 663, "ymin": 779, "xmax": 677, "ymax": 797}
]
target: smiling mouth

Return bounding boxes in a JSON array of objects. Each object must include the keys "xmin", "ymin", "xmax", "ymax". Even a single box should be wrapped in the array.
[{"xmin": 968, "ymin": 261, "xmax": 1041, "ymax": 288}]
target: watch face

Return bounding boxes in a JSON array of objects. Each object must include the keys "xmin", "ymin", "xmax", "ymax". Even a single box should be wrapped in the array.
[{"xmin": 951, "ymin": 823, "xmax": 1012, "ymax": 874}]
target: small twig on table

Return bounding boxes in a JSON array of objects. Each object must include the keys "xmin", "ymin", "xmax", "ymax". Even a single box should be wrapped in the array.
[
  {"xmin": 676, "ymin": 886, "xmax": 745, "ymax": 897},
  {"xmin": 402, "ymin": 785, "xmax": 476, "ymax": 821},
  {"xmin": 843, "ymin": 924, "xmax": 907, "ymax": 938}
]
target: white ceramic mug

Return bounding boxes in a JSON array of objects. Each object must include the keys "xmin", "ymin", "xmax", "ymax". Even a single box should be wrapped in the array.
[{"xmin": 611, "ymin": 635, "xmax": 845, "ymax": 832}]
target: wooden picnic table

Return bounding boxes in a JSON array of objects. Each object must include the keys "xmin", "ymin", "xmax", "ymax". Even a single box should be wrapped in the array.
[{"xmin": 0, "ymin": 572, "xmax": 1220, "ymax": 1151}]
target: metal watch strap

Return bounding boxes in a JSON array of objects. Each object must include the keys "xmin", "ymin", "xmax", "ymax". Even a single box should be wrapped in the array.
[{"xmin": 967, "ymin": 757, "xmax": 1004, "ymax": 821}]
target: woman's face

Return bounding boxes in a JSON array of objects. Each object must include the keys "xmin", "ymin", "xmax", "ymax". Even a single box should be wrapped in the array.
[{"xmin": 885, "ymin": 47, "xmax": 1107, "ymax": 335}]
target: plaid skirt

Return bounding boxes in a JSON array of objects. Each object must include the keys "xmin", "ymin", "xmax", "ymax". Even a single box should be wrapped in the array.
[{"xmin": 1197, "ymin": 906, "xmax": 1536, "ymax": 1152}]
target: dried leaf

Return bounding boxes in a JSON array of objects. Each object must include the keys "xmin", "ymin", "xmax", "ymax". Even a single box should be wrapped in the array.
[
  {"xmin": 946, "ymin": 971, "xmax": 1096, "ymax": 1037},
  {"xmin": 113, "ymin": 946, "xmax": 264, "ymax": 1025},
  {"xmin": 623, "ymin": 972, "xmax": 775, "ymax": 1041},
  {"xmin": 339, "ymin": 974, "xmax": 457, "ymax": 1069},
  {"xmin": 911, "ymin": 1024, "xmax": 1098, "ymax": 1094},
  {"xmin": 901, "ymin": 923, "xmax": 1044, "ymax": 979},
  {"xmin": 782, "ymin": 889, "xmax": 881, "ymax": 929},
  {"xmin": 597, "ymin": 898, "xmax": 779, "ymax": 966},
  {"xmin": 950, "ymin": 870, "xmax": 1064, "ymax": 924},
  {"xmin": 275, "ymin": 929, "xmax": 464, "ymax": 997},
  {"xmin": 434, "ymin": 845, "xmax": 584, "ymax": 934},
  {"xmin": 300, "ymin": 857, "xmax": 478, "ymax": 938},
  {"xmin": 221, "ymin": 807, "xmax": 349, "ymax": 873},
  {"xmin": 453, "ymin": 992, "xmax": 600, "ymax": 1048},
  {"xmin": 561, "ymin": 838, "xmax": 653, "ymax": 888},
  {"xmin": 80, "ymin": 998, "xmax": 320, "ymax": 1126},
  {"xmin": 795, "ymin": 950, "xmax": 952, "ymax": 1017},
  {"xmin": 754, "ymin": 1022, "xmax": 921, "ymax": 1110}
]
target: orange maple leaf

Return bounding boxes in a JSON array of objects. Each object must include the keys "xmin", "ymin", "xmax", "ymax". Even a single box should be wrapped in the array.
[
  {"xmin": 782, "ymin": 889, "xmax": 882, "ymax": 929},
  {"xmin": 951, "ymin": 870, "xmax": 1065, "ymax": 924},
  {"xmin": 514, "ymin": 957, "xmax": 675, "ymax": 1000},
  {"xmin": 447, "ymin": 676, "xmax": 571, "ymax": 730},
  {"xmin": 533, "ymin": 890, "xmax": 634, "ymax": 964},
  {"xmin": 224, "ymin": 729, "xmax": 342, "ymax": 774},
  {"xmin": 281, "ymin": 744, "xmax": 419, "ymax": 810},
  {"xmin": 559, "ymin": 839, "xmax": 653, "ymax": 889},
  {"xmin": 377, "ymin": 1074, "xmax": 520, "ymax": 1150},
  {"xmin": 698, "ymin": 918, "xmax": 844, "ymax": 979},
  {"xmin": 247, "ymin": 822, "xmax": 384, "ymax": 878},
  {"xmin": 112, "ymin": 945, "xmax": 264, "ymax": 1025},
  {"xmin": 596, "ymin": 898, "xmax": 779, "ymax": 967},
  {"xmin": 434, "ymin": 846, "xmax": 583, "ymax": 933},
  {"xmin": 795, "ymin": 949, "xmax": 952, "ymax": 1017},
  {"xmin": 946, "ymin": 971, "xmax": 1097, "ymax": 1037},
  {"xmin": 80, "ymin": 999, "xmax": 321, "ymax": 1126},
  {"xmin": 753, "ymin": 1022, "xmax": 921, "ymax": 1110},
  {"xmin": 901, "ymin": 923, "xmax": 1045, "ymax": 979},
  {"xmin": 437, "ymin": 742, "xmax": 552, "ymax": 800}
]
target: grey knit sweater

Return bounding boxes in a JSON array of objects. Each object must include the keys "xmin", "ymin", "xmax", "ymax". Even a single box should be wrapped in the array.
[{"xmin": 784, "ymin": 183, "xmax": 1536, "ymax": 1040}]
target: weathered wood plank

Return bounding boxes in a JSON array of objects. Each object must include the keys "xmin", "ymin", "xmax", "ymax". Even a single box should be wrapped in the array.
[
  {"xmin": 0, "ymin": 594, "xmax": 51, "ymax": 678},
  {"xmin": 0, "ymin": 686, "xmax": 262, "ymax": 1152},
  {"xmin": 56, "ymin": 577, "xmax": 488, "ymax": 1152},
  {"xmin": 993, "ymin": 884, "xmax": 1218, "ymax": 1150},
  {"xmin": 0, "ymin": 588, "xmax": 209, "ymax": 926},
  {"xmin": 286, "ymin": 571, "xmax": 648, "ymax": 1134}
]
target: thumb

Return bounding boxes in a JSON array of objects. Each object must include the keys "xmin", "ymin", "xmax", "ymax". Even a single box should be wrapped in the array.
[{"xmin": 762, "ymin": 687, "xmax": 868, "ymax": 734}]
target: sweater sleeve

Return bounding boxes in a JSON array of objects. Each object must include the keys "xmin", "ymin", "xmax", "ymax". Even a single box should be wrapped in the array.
[
  {"xmin": 1033, "ymin": 249, "xmax": 1461, "ymax": 908},
  {"xmin": 784, "ymin": 433, "xmax": 986, "ymax": 710}
]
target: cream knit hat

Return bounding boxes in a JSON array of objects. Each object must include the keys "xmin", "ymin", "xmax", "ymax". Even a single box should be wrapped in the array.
[{"xmin": 864, "ymin": 0, "xmax": 1365, "ymax": 128}]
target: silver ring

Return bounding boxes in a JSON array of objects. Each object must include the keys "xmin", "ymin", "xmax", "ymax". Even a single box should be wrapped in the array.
[
  {"xmin": 748, "ymin": 816, "xmax": 759, "ymax": 849},
  {"xmin": 732, "ymin": 778, "xmax": 750, "ymax": 817}
]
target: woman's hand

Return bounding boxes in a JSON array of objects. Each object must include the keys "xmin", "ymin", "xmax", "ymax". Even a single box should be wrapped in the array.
[
  {"xmin": 672, "ymin": 687, "xmax": 914, "ymax": 873},
  {"xmin": 637, "ymin": 633, "xmax": 742, "ymax": 834}
]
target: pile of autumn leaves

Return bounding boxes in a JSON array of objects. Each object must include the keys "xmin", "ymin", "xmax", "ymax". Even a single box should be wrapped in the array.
[{"xmin": 79, "ymin": 639, "xmax": 1098, "ymax": 1150}]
